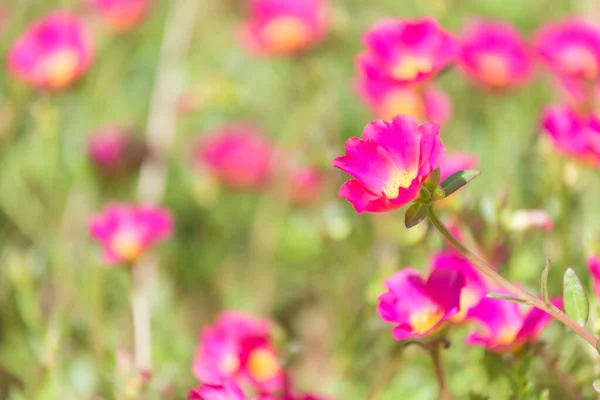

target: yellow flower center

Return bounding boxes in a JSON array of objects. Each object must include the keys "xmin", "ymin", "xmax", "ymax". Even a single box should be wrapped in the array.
[
  {"xmin": 450, "ymin": 288, "xmax": 479, "ymax": 323},
  {"xmin": 379, "ymin": 89, "xmax": 426, "ymax": 122},
  {"xmin": 410, "ymin": 307, "xmax": 444, "ymax": 334},
  {"xmin": 39, "ymin": 49, "xmax": 80, "ymax": 89},
  {"xmin": 247, "ymin": 348, "xmax": 280, "ymax": 382},
  {"xmin": 382, "ymin": 169, "xmax": 417, "ymax": 199},
  {"xmin": 560, "ymin": 46, "xmax": 598, "ymax": 79},
  {"xmin": 261, "ymin": 16, "xmax": 311, "ymax": 53},
  {"xmin": 391, "ymin": 56, "xmax": 432, "ymax": 81},
  {"xmin": 110, "ymin": 230, "xmax": 143, "ymax": 262},
  {"xmin": 494, "ymin": 326, "xmax": 518, "ymax": 347},
  {"xmin": 476, "ymin": 53, "xmax": 511, "ymax": 88},
  {"xmin": 219, "ymin": 353, "xmax": 240, "ymax": 374}
]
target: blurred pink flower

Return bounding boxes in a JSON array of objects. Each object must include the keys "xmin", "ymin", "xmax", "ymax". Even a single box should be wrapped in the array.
[
  {"xmin": 355, "ymin": 76, "xmax": 452, "ymax": 124},
  {"xmin": 89, "ymin": 203, "xmax": 173, "ymax": 264},
  {"xmin": 357, "ymin": 18, "xmax": 459, "ymax": 86},
  {"xmin": 333, "ymin": 115, "xmax": 446, "ymax": 213},
  {"xmin": 535, "ymin": 19, "xmax": 600, "ymax": 82},
  {"xmin": 194, "ymin": 124, "xmax": 274, "ymax": 190},
  {"xmin": 459, "ymin": 20, "xmax": 533, "ymax": 90},
  {"xmin": 507, "ymin": 210, "xmax": 553, "ymax": 232},
  {"xmin": 377, "ymin": 268, "xmax": 465, "ymax": 340},
  {"xmin": 88, "ymin": 126, "xmax": 146, "ymax": 175},
  {"xmin": 540, "ymin": 105, "xmax": 600, "ymax": 166},
  {"xmin": 188, "ymin": 381, "xmax": 246, "ymax": 400},
  {"xmin": 8, "ymin": 11, "xmax": 94, "ymax": 90},
  {"xmin": 439, "ymin": 152, "xmax": 479, "ymax": 182},
  {"xmin": 588, "ymin": 255, "xmax": 600, "ymax": 299},
  {"xmin": 430, "ymin": 252, "xmax": 488, "ymax": 324},
  {"xmin": 286, "ymin": 166, "xmax": 325, "ymax": 206},
  {"xmin": 241, "ymin": 0, "xmax": 329, "ymax": 55},
  {"xmin": 88, "ymin": 0, "xmax": 151, "ymax": 33},
  {"xmin": 193, "ymin": 311, "xmax": 284, "ymax": 394},
  {"xmin": 467, "ymin": 294, "xmax": 560, "ymax": 352}
]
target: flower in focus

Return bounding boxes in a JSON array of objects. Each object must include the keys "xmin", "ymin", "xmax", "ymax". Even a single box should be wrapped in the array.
[
  {"xmin": 377, "ymin": 268, "xmax": 465, "ymax": 340},
  {"xmin": 459, "ymin": 20, "xmax": 533, "ymax": 90},
  {"xmin": 356, "ymin": 76, "xmax": 452, "ymax": 124},
  {"xmin": 194, "ymin": 124, "xmax": 274, "ymax": 190},
  {"xmin": 333, "ymin": 115, "xmax": 446, "ymax": 213},
  {"xmin": 467, "ymin": 294, "xmax": 559, "ymax": 352},
  {"xmin": 89, "ymin": 203, "xmax": 173, "ymax": 265},
  {"xmin": 188, "ymin": 381, "xmax": 246, "ymax": 400},
  {"xmin": 241, "ymin": 0, "xmax": 329, "ymax": 55},
  {"xmin": 286, "ymin": 166, "xmax": 325, "ymax": 206},
  {"xmin": 430, "ymin": 252, "xmax": 488, "ymax": 323},
  {"xmin": 535, "ymin": 19, "xmax": 600, "ymax": 82},
  {"xmin": 8, "ymin": 11, "xmax": 94, "ymax": 90},
  {"xmin": 88, "ymin": 0, "xmax": 151, "ymax": 33},
  {"xmin": 540, "ymin": 105, "xmax": 600, "ymax": 166},
  {"xmin": 588, "ymin": 254, "xmax": 600, "ymax": 299},
  {"xmin": 192, "ymin": 311, "xmax": 284, "ymax": 394},
  {"xmin": 87, "ymin": 126, "xmax": 146, "ymax": 176},
  {"xmin": 506, "ymin": 209, "xmax": 553, "ymax": 232},
  {"xmin": 357, "ymin": 18, "xmax": 459, "ymax": 86}
]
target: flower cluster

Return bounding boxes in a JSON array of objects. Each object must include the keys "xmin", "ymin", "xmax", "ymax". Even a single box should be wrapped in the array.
[{"xmin": 191, "ymin": 311, "xmax": 331, "ymax": 399}]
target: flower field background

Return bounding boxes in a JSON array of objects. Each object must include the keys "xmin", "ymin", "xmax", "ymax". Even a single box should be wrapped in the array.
[{"xmin": 2, "ymin": 0, "xmax": 600, "ymax": 399}]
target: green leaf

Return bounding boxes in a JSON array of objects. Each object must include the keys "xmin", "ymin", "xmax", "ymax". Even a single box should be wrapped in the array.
[
  {"xmin": 440, "ymin": 169, "xmax": 481, "ymax": 197},
  {"xmin": 486, "ymin": 292, "xmax": 528, "ymax": 304},
  {"xmin": 563, "ymin": 268, "xmax": 589, "ymax": 326},
  {"xmin": 404, "ymin": 203, "xmax": 429, "ymax": 229},
  {"xmin": 541, "ymin": 258, "xmax": 550, "ymax": 305}
]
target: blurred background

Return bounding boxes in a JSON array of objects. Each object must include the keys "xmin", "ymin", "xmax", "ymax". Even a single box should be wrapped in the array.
[{"xmin": 2, "ymin": 0, "xmax": 600, "ymax": 399}]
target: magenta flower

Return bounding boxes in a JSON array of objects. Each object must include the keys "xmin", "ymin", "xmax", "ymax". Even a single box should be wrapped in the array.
[
  {"xmin": 356, "ymin": 74, "xmax": 452, "ymax": 124},
  {"xmin": 89, "ymin": 203, "xmax": 173, "ymax": 265},
  {"xmin": 188, "ymin": 381, "xmax": 246, "ymax": 400},
  {"xmin": 430, "ymin": 252, "xmax": 488, "ymax": 324},
  {"xmin": 588, "ymin": 255, "xmax": 600, "ymax": 299},
  {"xmin": 459, "ymin": 20, "xmax": 533, "ymax": 90},
  {"xmin": 193, "ymin": 311, "xmax": 283, "ymax": 394},
  {"xmin": 87, "ymin": 126, "xmax": 146, "ymax": 175},
  {"xmin": 241, "ymin": 0, "xmax": 329, "ymax": 55},
  {"xmin": 535, "ymin": 19, "xmax": 600, "ymax": 82},
  {"xmin": 88, "ymin": 0, "xmax": 151, "ymax": 33},
  {"xmin": 357, "ymin": 18, "xmax": 459, "ymax": 86},
  {"xmin": 333, "ymin": 115, "xmax": 446, "ymax": 213},
  {"xmin": 467, "ymin": 294, "xmax": 560, "ymax": 352},
  {"xmin": 377, "ymin": 268, "xmax": 465, "ymax": 340},
  {"xmin": 194, "ymin": 124, "xmax": 274, "ymax": 190},
  {"xmin": 286, "ymin": 166, "xmax": 325, "ymax": 206},
  {"xmin": 439, "ymin": 152, "xmax": 479, "ymax": 182},
  {"xmin": 8, "ymin": 11, "xmax": 94, "ymax": 90},
  {"xmin": 541, "ymin": 105, "xmax": 600, "ymax": 166}
]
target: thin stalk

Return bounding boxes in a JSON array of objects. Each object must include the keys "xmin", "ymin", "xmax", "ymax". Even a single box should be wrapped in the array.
[
  {"xmin": 427, "ymin": 207, "xmax": 598, "ymax": 350},
  {"xmin": 131, "ymin": 265, "xmax": 151, "ymax": 375},
  {"xmin": 430, "ymin": 343, "xmax": 452, "ymax": 400}
]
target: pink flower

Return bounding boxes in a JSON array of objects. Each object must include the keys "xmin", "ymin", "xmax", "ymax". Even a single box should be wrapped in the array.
[
  {"xmin": 194, "ymin": 124, "xmax": 274, "ymax": 190},
  {"xmin": 8, "ymin": 11, "xmax": 94, "ymax": 90},
  {"xmin": 430, "ymin": 252, "xmax": 488, "ymax": 324},
  {"xmin": 357, "ymin": 18, "xmax": 459, "ymax": 86},
  {"xmin": 193, "ymin": 311, "xmax": 284, "ymax": 394},
  {"xmin": 459, "ymin": 20, "xmax": 533, "ymax": 90},
  {"xmin": 87, "ymin": 126, "xmax": 146, "ymax": 175},
  {"xmin": 377, "ymin": 268, "xmax": 465, "ymax": 340},
  {"xmin": 241, "ymin": 0, "xmax": 329, "ymax": 55},
  {"xmin": 88, "ymin": 0, "xmax": 151, "ymax": 33},
  {"xmin": 188, "ymin": 381, "xmax": 246, "ymax": 400},
  {"xmin": 286, "ymin": 166, "xmax": 325, "ymax": 206},
  {"xmin": 89, "ymin": 203, "xmax": 173, "ymax": 264},
  {"xmin": 535, "ymin": 19, "xmax": 600, "ymax": 82},
  {"xmin": 332, "ymin": 115, "xmax": 446, "ymax": 213},
  {"xmin": 355, "ymin": 75, "xmax": 452, "ymax": 124},
  {"xmin": 540, "ymin": 105, "xmax": 600, "ymax": 166},
  {"xmin": 439, "ymin": 152, "xmax": 479, "ymax": 182},
  {"xmin": 507, "ymin": 210, "xmax": 553, "ymax": 232},
  {"xmin": 588, "ymin": 255, "xmax": 600, "ymax": 299},
  {"xmin": 467, "ymin": 294, "xmax": 560, "ymax": 352}
]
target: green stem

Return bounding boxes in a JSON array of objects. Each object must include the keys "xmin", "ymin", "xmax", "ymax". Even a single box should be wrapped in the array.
[
  {"xmin": 430, "ymin": 342, "xmax": 452, "ymax": 400},
  {"xmin": 427, "ymin": 207, "xmax": 598, "ymax": 350}
]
